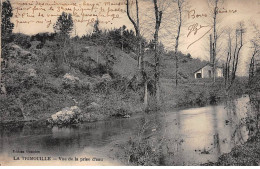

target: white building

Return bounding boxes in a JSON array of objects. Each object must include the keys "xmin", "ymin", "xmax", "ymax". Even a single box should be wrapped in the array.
[
  {"xmin": 194, "ymin": 63, "xmax": 223, "ymax": 79},
  {"xmin": 194, "ymin": 34, "xmax": 224, "ymax": 79}
]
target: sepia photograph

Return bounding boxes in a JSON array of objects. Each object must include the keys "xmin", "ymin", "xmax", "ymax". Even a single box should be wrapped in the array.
[{"xmin": 0, "ymin": 0, "xmax": 260, "ymax": 166}]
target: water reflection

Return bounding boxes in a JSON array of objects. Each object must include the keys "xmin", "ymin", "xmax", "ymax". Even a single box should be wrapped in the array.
[
  {"xmin": 0, "ymin": 96, "xmax": 251, "ymax": 165},
  {"xmin": 248, "ymin": 93, "xmax": 260, "ymax": 136}
]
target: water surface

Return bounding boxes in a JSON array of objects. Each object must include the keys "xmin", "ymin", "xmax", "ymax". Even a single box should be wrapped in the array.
[{"xmin": 0, "ymin": 96, "xmax": 249, "ymax": 165}]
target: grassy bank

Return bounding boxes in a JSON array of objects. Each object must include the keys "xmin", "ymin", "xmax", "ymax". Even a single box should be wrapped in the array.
[
  {"xmin": 159, "ymin": 77, "xmax": 248, "ymax": 110},
  {"xmin": 203, "ymin": 133, "xmax": 260, "ymax": 166},
  {"xmin": 203, "ymin": 87, "xmax": 260, "ymax": 166}
]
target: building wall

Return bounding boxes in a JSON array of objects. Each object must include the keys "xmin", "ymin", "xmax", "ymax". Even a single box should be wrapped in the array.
[
  {"xmin": 216, "ymin": 68, "xmax": 223, "ymax": 77},
  {"xmin": 194, "ymin": 65, "xmax": 223, "ymax": 79},
  {"xmin": 202, "ymin": 65, "xmax": 212, "ymax": 78},
  {"xmin": 194, "ymin": 69, "xmax": 202, "ymax": 78}
]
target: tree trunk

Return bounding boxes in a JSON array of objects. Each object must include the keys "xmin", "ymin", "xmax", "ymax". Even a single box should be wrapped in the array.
[
  {"xmin": 225, "ymin": 25, "xmax": 244, "ymax": 93},
  {"xmin": 175, "ymin": 52, "xmax": 179, "ymax": 87},
  {"xmin": 126, "ymin": 0, "xmax": 141, "ymax": 69},
  {"xmin": 153, "ymin": 0, "xmax": 162, "ymax": 105},
  {"xmin": 0, "ymin": 9, "xmax": 2, "ymax": 89},
  {"xmin": 212, "ymin": 0, "xmax": 218, "ymax": 83},
  {"xmin": 144, "ymin": 80, "xmax": 148, "ymax": 108},
  {"xmin": 174, "ymin": 0, "xmax": 183, "ymax": 87},
  {"xmin": 138, "ymin": 38, "xmax": 142, "ymax": 70},
  {"xmin": 154, "ymin": 30, "xmax": 160, "ymax": 104},
  {"xmin": 126, "ymin": 0, "xmax": 147, "ymax": 108}
]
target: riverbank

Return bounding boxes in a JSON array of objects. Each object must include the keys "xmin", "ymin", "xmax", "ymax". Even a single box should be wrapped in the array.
[
  {"xmin": 0, "ymin": 40, "xmax": 248, "ymax": 124},
  {"xmin": 0, "ymin": 76, "xmax": 247, "ymax": 124},
  {"xmin": 113, "ymin": 96, "xmax": 251, "ymax": 166},
  {"xmin": 0, "ymin": 96, "xmax": 253, "ymax": 166},
  {"xmin": 203, "ymin": 133, "xmax": 260, "ymax": 166},
  {"xmin": 160, "ymin": 77, "xmax": 248, "ymax": 110}
]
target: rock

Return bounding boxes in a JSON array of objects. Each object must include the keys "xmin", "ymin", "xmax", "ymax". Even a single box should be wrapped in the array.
[
  {"xmin": 62, "ymin": 73, "xmax": 80, "ymax": 88},
  {"xmin": 80, "ymin": 78, "xmax": 92, "ymax": 90},
  {"xmin": 0, "ymin": 83, "xmax": 7, "ymax": 95},
  {"xmin": 9, "ymin": 44, "xmax": 22, "ymax": 51},
  {"xmin": 7, "ymin": 43, "xmax": 37, "ymax": 61},
  {"xmin": 87, "ymin": 102, "xmax": 101, "ymax": 109},
  {"xmin": 20, "ymin": 50, "xmax": 32, "ymax": 59},
  {"xmin": 7, "ymin": 44, "xmax": 23, "ymax": 58},
  {"xmin": 48, "ymin": 106, "xmax": 82, "ymax": 125},
  {"xmin": 123, "ymin": 114, "xmax": 131, "ymax": 118},
  {"xmin": 81, "ymin": 46, "xmax": 90, "ymax": 52},
  {"xmin": 102, "ymin": 74, "xmax": 112, "ymax": 81},
  {"xmin": 63, "ymin": 73, "xmax": 80, "ymax": 82},
  {"xmin": 27, "ymin": 68, "xmax": 37, "ymax": 77},
  {"xmin": 91, "ymin": 102, "xmax": 100, "ymax": 107}
]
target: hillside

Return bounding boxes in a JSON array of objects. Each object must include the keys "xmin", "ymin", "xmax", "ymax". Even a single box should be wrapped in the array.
[
  {"xmin": 0, "ymin": 32, "xmax": 221, "ymax": 123},
  {"xmin": 144, "ymin": 49, "xmax": 208, "ymax": 81},
  {"xmin": 0, "ymin": 39, "xmax": 143, "ymax": 123}
]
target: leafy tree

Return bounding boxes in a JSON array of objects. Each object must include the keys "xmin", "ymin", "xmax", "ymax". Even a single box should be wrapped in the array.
[
  {"xmin": 187, "ymin": 53, "xmax": 191, "ymax": 59},
  {"xmin": 1, "ymin": 0, "xmax": 14, "ymax": 91},
  {"xmin": 1, "ymin": 0, "xmax": 14, "ymax": 41},
  {"xmin": 93, "ymin": 19, "xmax": 101, "ymax": 34},
  {"xmin": 52, "ymin": 12, "xmax": 73, "ymax": 66},
  {"xmin": 53, "ymin": 12, "xmax": 73, "ymax": 36}
]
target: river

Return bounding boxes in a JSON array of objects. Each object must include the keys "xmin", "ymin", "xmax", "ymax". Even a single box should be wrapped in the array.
[{"xmin": 0, "ymin": 96, "xmax": 249, "ymax": 165}]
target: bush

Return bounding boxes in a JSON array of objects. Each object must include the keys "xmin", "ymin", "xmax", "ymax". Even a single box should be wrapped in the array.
[
  {"xmin": 12, "ymin": 33, "xmax": 31, "ymax": 49},
  {"xmin": 175, "ymin": 84, "xmax": 224, "ymax": 108},
  {"xmin": 124, "ymin": 138, "xmax": 165, "ymax": 165},
  {"xmin": 4, "ymin": 65, "xmax": 45, "ymax": 95},
  {"xmin": 0, "ymin": 96, "xmax": 24, "ymax": 121},
  {"xmin": 49, "ymin": 65, "xmax": 68, "ymax": 77},
  {"xmin": 20, "ymin": 88, "xmax": 52, "ymax": 120},
  {"xmin": 195, "ymin": 91, "xmax": 207, "ymax": 106}
]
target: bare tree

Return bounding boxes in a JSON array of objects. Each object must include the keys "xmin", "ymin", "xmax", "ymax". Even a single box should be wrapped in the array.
[
  {"xmin": 126, "ymin": 0, "xmax": 149, "ymax": 107},
  {"xmin": 249, "ymin": 23, "xmax": 260, "ymax": 84},
  {"xmin": 211, "ymin": 0, "xmax": 219, "ymax": 82},
  {"xmin": 224, "ymin": 22, "xmax": 245, "ymax": 93},
  {"xmin": 174, "ymin": 0, "xmax": 184, "ymax": 87},
  {"xmin": 126, "ymin": 0, "xmax": 142, "ymax": 70},
  {"xmin": 207, "ymin": 0, "xmax": 225, "ymax": 82},
  {"xmin": 224, "ymin": 28, "xmax": 232, "ymax": 88},
  {"xmin": 249, "ymin": 41, "xmax": 259, "ymax": 82},
  {"xmin": 153, "ymin": 0, "xmax": 163, "ymax": 105}
]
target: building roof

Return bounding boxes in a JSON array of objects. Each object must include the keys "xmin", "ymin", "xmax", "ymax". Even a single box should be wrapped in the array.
[{"xmin": 194, "ymin": 63, "xmax": 223, "ymax": 73}]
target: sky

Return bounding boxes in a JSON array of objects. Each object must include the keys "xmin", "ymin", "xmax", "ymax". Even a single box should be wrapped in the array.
[{"xmin": 9, "ymin": 0, "xmax": 260, "ymax": 76}]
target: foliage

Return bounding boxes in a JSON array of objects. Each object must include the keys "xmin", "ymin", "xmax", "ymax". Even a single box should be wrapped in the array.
[
  {"xmin": 53, "ymin": 12, "xmax": 73, "ymax": 36},
  {"xmin": 0, "ymin": 95, "xmax": 24, "ymax": 121},
  {"xmin": 1, "ymin": 0, "xmax": 14, "ymax": 43},
  {"xmin": 93, "ymin": 19, "xmax": 101, "ymax": 34},
  {"xmin": 118, "ymin": 117, "xmax": 175, "ymax": 166},
  {"xmin": 12, "ymin": 33, "xmax": 32, "ymax": 49},
  {"xmin": 82, "ymin": 25, "xmax": 142, "ymax": 53},
  {"xmin": 124, "ymin": 138, "xmax": 165, "ymax": 165}
]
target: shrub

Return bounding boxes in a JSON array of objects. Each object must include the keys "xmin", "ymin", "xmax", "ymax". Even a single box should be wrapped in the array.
[
  {"xmin": 19, "ymin": 88, "xmax": 52, "ymax": 120},
  {"xmin": 124, "ymin": 138, "xmax": 164, "ymax": 165},
  {"xmin": 0, "ymin": 95, "xmax": 24, "ymax": 121},
  {"xmin": 49, "ymin": 65, "xmax": 68, "ymax": 77},
  {"xmin": 195, "ymin": 91, "xmax": 207, "ymax": 106},
  {"xmin": 12, "ymin": 33, "xmax": 32, "ymax": 49}
]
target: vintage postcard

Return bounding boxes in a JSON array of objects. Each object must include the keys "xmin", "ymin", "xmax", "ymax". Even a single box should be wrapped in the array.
[{"xmin": 0, "ymin": 0, "xmax": 260, "ymax": 166}]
